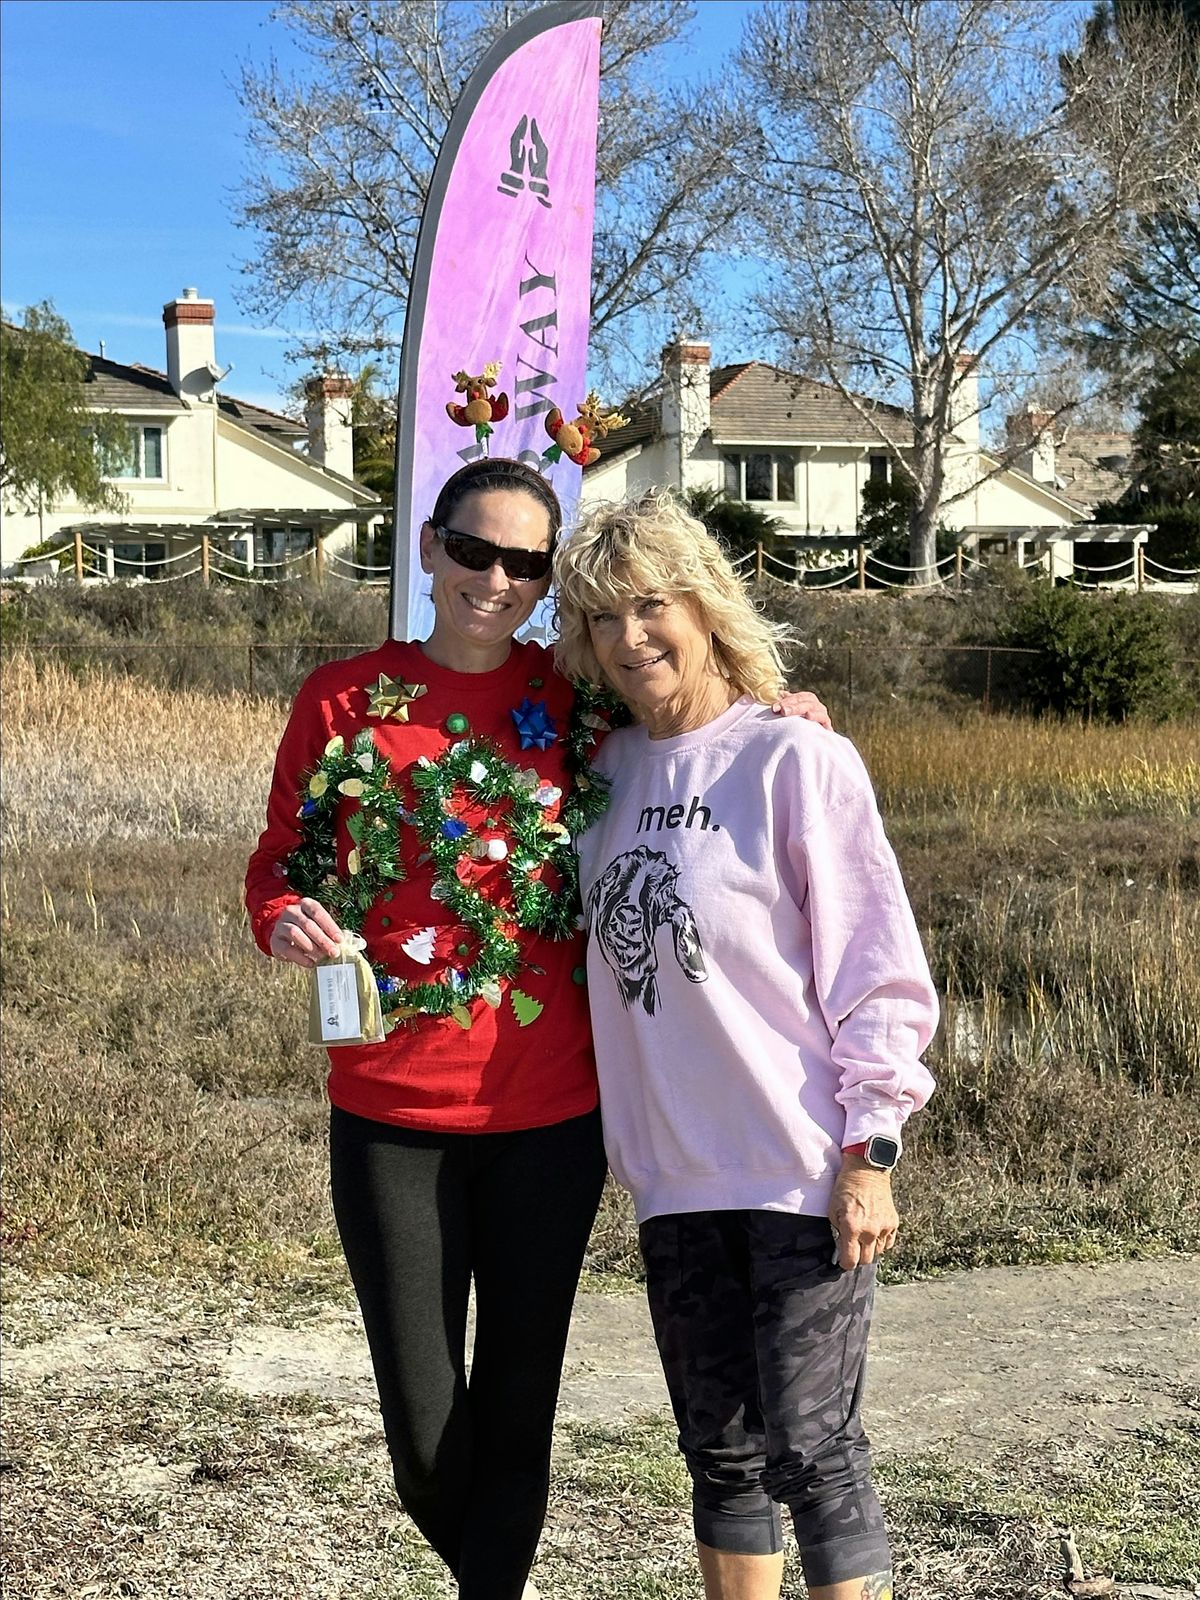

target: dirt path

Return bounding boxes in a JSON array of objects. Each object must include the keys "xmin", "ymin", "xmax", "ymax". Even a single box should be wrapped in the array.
[
  {"xmin": 8, "ymin": 1255, "xmax": 1198, "ymax": 1457},
  {"xmin": 565, "ymin": 1256, "xmax": 1200, "ymax": 1456},
  {"xmin": 4, "ymin": 1257, "xmax": 1198, "ymax": 1599},
  {"xmin": 206, "ymin": 1254, "xmax": 1200, "ymax": 1454}
]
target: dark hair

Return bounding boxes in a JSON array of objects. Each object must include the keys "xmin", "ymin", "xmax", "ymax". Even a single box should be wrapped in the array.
[{"xmin": 429, "ymin": 457, "xmax": 563, "ymax": 540}]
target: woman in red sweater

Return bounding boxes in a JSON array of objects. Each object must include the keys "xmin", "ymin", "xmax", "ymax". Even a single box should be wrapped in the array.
[
  {"xmin": 246, "ymin": 457, "xmax": 825, "ymax": 1599},
  {"xmin": 247, "ymin": 458, "xmax": 605, "ymax": 1600}
]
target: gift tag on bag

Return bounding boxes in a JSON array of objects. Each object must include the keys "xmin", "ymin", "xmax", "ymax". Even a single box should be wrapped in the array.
[
  {"xmin": 308, "ymin": 933, "xmax": 386, "ymax": 1047},
  {"xmin": 315, "ymin": 963, "xmax": 359, "ymax": 1041}
]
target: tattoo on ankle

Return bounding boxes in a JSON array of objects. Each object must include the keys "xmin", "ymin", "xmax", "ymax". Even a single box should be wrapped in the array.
[{"xmin": 860, "ymin": 1575, "xmax": 894, "ymax": 1600}]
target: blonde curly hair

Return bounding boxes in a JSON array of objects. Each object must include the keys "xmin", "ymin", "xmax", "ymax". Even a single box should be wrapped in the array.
[{"xmin": 553, "ymin": 490, "xmax": 789, "ymax": 704}]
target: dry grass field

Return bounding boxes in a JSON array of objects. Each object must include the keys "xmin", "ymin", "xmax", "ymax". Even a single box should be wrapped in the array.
[
  {"xmin": 3, "ymin": 647, "xmax": 1199, "ymax": 1598},
  {"xmin": 3, "ymin": 650, "xmax": 1199, "ymax": 1285}
]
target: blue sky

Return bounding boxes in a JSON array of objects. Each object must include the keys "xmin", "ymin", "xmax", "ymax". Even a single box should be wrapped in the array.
[
  {"xmin": 1, "ymin": 0, "xmax": 315, "ymax": 410},
  {"xmin": 1, "ymin": 0, "xmax": 753, "ymax": 413}
]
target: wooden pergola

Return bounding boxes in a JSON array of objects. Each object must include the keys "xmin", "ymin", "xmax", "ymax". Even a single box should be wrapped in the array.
[{"xmin": 56, "ymin": 506, "xmax": 392, "ymax": 583}]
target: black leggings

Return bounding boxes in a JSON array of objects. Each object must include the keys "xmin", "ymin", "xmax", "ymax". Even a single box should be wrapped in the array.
[
  {"xmin": 640, "ymin": 1211, "xmax": 889, "ymax": 1588},
  {"xmin": 329, "ymin": 1104, "xmax": 607, "ymax": 1599}
]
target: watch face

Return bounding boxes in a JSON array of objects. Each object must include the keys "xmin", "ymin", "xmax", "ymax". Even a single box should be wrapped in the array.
[{"xmin": 866, "ymin": 1135, "xmax": 900, "ymax": 1169}]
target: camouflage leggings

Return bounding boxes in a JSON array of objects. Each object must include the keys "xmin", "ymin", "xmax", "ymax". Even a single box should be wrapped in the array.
[{"xmin": 640, "ymin": 1209, "xmax": 890, "ymax": 1588}]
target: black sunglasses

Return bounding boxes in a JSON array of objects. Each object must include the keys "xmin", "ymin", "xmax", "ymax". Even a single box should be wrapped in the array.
[{"xmin": 432, "ymin": 524, "xmax": 553, "ymax": 582}]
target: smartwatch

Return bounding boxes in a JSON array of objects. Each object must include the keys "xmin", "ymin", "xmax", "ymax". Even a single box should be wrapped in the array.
[{"xmin": 842, "ymin": 1135, "xmax": 901, "ymax": 1171}]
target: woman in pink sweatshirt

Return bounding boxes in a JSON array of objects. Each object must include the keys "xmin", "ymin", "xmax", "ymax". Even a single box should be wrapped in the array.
[{"xmin": 554, "ymin": 492, "xmax": 939, "ymax": 1600}]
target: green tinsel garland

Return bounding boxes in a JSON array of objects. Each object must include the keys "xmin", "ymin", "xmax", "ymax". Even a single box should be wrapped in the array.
[
  {"xmin": 284, "ymin": 685, "xmax": 625, "ymax": 1027},
  {"xmin": 561, "ymin": 678, "xmax": 630, "ymax": 801},
  {"xmin": 284, "ymin": 730, "xmax": 406, "ymax": 932}
]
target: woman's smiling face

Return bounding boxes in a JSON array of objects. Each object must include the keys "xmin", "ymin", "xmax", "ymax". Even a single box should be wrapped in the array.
[
  {"xmin": 419, "ymin": 488, "xmax": 552, "ymax": 670},
  {"xmin": 586, "ymin": 588, "xmax": 716, "ymax": 726}
]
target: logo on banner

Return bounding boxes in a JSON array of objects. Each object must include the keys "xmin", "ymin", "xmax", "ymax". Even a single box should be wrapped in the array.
[{"xmin": 498, "ymin": 115, "xmax": 551, "ymax": 208}]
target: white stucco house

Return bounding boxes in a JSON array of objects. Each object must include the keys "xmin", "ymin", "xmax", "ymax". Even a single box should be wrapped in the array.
[
  {"xmin": 582, "ymin": 340, "xmax": 1146, "ymax": 580},
  {"xmin": 1, "ymin": 288, "xmax": 384, "ymax": 580}
]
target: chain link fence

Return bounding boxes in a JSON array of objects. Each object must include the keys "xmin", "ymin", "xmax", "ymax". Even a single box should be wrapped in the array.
[{"xmin": 9, "ymin": 638, "xmax": 1198, "ymax": 710}]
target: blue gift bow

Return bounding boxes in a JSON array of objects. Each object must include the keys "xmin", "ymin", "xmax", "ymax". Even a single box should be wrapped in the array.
[{"xmin": 511, "ymin": 697, "xmax": 559, "ymax": 751}]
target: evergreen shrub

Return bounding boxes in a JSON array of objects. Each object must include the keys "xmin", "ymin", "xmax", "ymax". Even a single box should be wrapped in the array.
[{"xmin": 999, "ymin": 580, "xmax": 1180, "ymax": 721}]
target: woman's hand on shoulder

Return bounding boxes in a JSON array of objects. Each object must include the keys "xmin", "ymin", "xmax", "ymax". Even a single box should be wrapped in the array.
[
  {"xmin": 269, "ymin": 898, "xmax": 344, "ymax": 969},
  {"xmin": 772, "ymin": 689, "xmax": 832, "ymax": 730},
  {"xmin": 828, "ymin": 1155, "xmax": 899, "ymax": 1270}
]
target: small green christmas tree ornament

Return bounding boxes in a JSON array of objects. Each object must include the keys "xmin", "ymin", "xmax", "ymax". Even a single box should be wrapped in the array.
[{"xmin": 510, "ymin": 988, "xmax": 544, "ymax": 1027}]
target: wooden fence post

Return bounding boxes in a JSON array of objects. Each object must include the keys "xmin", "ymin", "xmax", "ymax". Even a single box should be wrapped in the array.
[
  {"xmin": 955, "ymin": 545, "xmax": 964, "ymax": 590},
  {"xmin": 1136, "ymin": 543, "xmax": 1145, "ymax": 591},
  {"xmin": 73, "ymin": 529, "xmax": 84, "ymax": 584},
  {"xmin": 201, "ymin": 534, "xmax": 211, "ymax": 587},
  {"xmin": 856, "ymin": 543, "xmax": 866, "ymax": 591},
  {"xmin": 755, "ymin": 541, "xmax": 764, "ymax": 582},
  {"xmin": 315, "ymin": 533, "xmax": 326, "ymax": 586}
]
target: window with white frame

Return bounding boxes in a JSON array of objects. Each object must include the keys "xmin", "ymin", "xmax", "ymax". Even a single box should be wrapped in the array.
[
  {"xmin": 722, "ymin": 452, "xmax": 797, "ymax": 503},
  {"xmin": 102, "ymin": 425, "xmax": 166, "ymax": 480}
]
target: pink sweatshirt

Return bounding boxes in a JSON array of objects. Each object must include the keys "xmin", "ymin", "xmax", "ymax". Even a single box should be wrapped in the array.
[{"xmin": 577, "ymin": 696, "xmax": 938, "ymax": 1223}]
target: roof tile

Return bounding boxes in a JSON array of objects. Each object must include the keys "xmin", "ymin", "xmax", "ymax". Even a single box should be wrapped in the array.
[
  {"xmin": 82, "ymin": 353, "xmax": 306, "ymax": 436},
  {"xmin": 711, "ymin": 362, "xmax": 911, "ymax": 445},
  {"xmin": 590, "ymin": 359, "xmax": 913, "ymax": 468},
  {"xmin": 1055, "ymin": 429, "xmax": 1135, "ymax": 511}
]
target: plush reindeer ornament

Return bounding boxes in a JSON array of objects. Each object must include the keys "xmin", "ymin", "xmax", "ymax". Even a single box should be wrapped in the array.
[
  {"xmin": 543, "ymin": 391, "xmax": 629, "ymax": 467},
  {"xmin": 446, "ymin": 362, "xmax": 511, "ymax": 444}
]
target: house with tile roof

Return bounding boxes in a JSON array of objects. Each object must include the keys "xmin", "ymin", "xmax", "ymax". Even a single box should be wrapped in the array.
[
  {"xmin": 582, "ymin": 341, "xmax": 1121, "ymax": 574},
  {"xmin": 1, "ymin": 289, "xmax": 384, "ymax": 579}
]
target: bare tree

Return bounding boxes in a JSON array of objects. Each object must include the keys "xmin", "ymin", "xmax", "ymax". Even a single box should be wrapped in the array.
[
  {"xmin": 737, "ymin": 0, "xmax": 1200, "ymax": 579},
  {"xmin": 233, "ymin": 0, "xmax": 745, "ymax": 392}
]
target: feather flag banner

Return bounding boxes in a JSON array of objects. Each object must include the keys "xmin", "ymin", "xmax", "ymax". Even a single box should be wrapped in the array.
[{"xmin": 390, "ymin": 2, "xmax": 605, "ymax": 643}]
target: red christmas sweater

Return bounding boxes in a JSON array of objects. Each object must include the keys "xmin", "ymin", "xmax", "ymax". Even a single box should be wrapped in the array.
[{"xmin": 244, "ymin": 639, "xmax": 599, "ymax": 1133}]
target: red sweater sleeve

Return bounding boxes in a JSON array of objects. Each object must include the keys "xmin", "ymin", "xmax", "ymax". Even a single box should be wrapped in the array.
[{"xmin": 245, "ymin": 676, "xmax": 330, "ymax": 955}]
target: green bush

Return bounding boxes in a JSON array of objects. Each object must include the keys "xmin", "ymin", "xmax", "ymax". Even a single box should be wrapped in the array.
[
  {"xmin": 683, "ymin": 485, "xmax": 783, "ymax": 561},
  {"xmin": 999, "ymin": 580, "xmax": 1179, "ymax": 721},
  {"xmin": 15, "ymin": 534, "xmax": 73, "ymax": 570}
]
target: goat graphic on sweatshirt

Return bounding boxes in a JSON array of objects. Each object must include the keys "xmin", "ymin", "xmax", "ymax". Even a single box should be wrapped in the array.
[{"xmin": 586, "ymin": 845, "xmax": 708, "ymax": 1016}]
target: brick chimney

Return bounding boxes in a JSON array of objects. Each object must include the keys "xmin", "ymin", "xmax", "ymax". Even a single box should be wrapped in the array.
[
  {"xmin": 1005, "ymin": 406, "xmax": 1056, "ymax": 484},
  {"xmin": 948, "ymin": 350, "xmax": 979, "ymax": 450},
  {"xmin": 661, "ymin": 338, "xmax": 711, "ymax": 481},
  {"xmin": 305, "ymin": 373, "xmax": 356, "ymax": 480},
  {"xmin": 162, "ymin": 287, "xmax": 217, "ymax": 402}
]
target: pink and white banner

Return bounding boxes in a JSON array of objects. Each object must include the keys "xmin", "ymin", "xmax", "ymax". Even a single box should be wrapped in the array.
[{"xmin": 390, "ymin": 1, "xmax": 605, "ymax": 642}]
